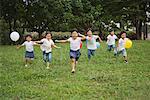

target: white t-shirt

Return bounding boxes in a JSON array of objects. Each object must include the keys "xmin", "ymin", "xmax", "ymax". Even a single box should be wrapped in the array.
[
  {"xmin": 40, "ymin": 38, "xmax": 47, "ymax": 51},
  {"xmin": 107, "ymin": 34, "xmax": 118, "ymax": 45},
  {"xmin": 86, "ymin": 35, "xmax": 99, "ymax": 50},
  {"xmin": 67, "ymin": 37, "xmax": 81, "ymax": 51},
  {"xmin": 22, "ymin": 41, "xmax": 36, "ymax": 52},
  {"xmin": 118, "ymin": 38, "xmax": 128, "ymax": 51},
  {"xmin": 41, "ymin": 38, "xmax": 54, "ymax": 53}
]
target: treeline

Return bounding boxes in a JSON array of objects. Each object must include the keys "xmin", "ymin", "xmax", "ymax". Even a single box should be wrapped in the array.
[{"xmin": 0, "ymin": 0, "xmax": 150, "ymax": 44}]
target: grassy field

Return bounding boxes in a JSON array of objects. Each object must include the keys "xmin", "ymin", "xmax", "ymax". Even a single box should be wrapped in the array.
[{"xmin": 0, "ymin": 40, "xmax": 150, "ymax": 100}]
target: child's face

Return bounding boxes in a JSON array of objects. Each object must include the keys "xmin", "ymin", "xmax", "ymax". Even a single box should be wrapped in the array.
[
  {"xmin": 87, "ymin": 30, "xmax": 92, "ymax": 37},
  {"xmin": 121, "ymin": 33, "xmax": 126, "ymax": 39},
  {"xmin": 46, "ymin": 34, "xmax": 52, "ymax": 39},
  {"xmin": 110, "ymin": 31, "xmax": 114, "ymax": 36},
  {"xmin": 72, "ymin": 31, "xmax": 78, "ymax": 39},
  {"xmin": 26, "ymin": 36, "xmax": 32, "ymax": 41}
]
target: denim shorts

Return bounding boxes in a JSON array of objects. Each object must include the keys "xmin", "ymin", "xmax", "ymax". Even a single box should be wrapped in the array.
[
  {"xmin": 25, "ymin": 51, "xmax": 34, "ymax": 59},
  {"xmin": 118, "ymin": 49, "xmax": 127, "ymax": 57},
  {"xmin": 108, "ymin": 44, "xmax": 116, "ymax": 51},
  {"xmin": 70, "ymin": 49, "xmax": 81, "ymax": 61}
]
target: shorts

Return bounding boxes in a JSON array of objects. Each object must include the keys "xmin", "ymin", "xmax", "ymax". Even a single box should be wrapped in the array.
[
  {"xmin": 25, "ymin": 51, "xmax": 34, "ymax": 60},
  {"xmin": 118, "ymin": 49, "xmax": 127, "ymax": 57},
  {"xmin": 70, "ymin": 49, "xmax": 81, "ymax": 61},
  {"xmin": 43, "ymin": 51, "xmax": 52, "ymax": 62},
  {"xmin": 108, "ymin": 44, "xmax": 116, "ymax": 51}
]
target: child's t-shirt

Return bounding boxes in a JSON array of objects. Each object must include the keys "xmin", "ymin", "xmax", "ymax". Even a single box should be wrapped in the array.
[
  {"xmin": 118, "ymin": 38, "xmax": 128, "ymax": 51},
  {"xmin": 41, "ymin": 39, "xmax": 54, "ymax": 53},
  {"xmin": 40, "ymin": 38, "xmax": 47, "ymax": 51},
  {"xmin": 67, "ymin": 37, "xmax": 81, "ymax": 51},
  {"xmin": 107, "ymin": 34, "xmax": 118, "ymax": 45},
  {"xmin": 22, "ymin": 41, "xmax": 36, "ymax": 52},
  {"xmin": 86, "ymin": 35, "xmax": 99, "ymax": 50}
]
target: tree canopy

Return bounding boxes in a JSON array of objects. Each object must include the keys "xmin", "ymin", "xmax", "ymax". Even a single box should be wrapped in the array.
[{"xmin": 0, "ymin": 0, "xmax": 150, "ymax": 42}]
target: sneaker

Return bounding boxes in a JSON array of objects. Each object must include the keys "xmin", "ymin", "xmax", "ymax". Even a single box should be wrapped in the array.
[
  {"xmin": 125, "ymin": 60, "xmax": 128, "ymax": 64},
  {"xmin": 46, "ymin": 67, "xmax": 50, "ymax": 69},
  {"xmin": 25, "ymin": 64, "xmax": 28, "ymax": 67},
  {"xmin": 71, "ymin": 69, "xmax": 75, "ymax": 73}
]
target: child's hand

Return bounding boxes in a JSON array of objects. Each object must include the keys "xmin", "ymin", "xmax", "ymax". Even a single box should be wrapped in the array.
[{"xmin": 55, "ymin": 40, "xmax": 59, "ymax": 42}]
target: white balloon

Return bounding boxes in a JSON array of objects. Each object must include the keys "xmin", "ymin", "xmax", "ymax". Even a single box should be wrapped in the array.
[{"xmin": 10, "ymin": 32, "xmax": 20, "ymax": 41}]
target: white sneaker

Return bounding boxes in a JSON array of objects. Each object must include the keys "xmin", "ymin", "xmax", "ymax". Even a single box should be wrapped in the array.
[
  {"xmin": 46, "ymin": 67, "xmax": 50, "ymax": 69},
  {"xmin": 25, "ymin": 64, "xmax": 28, "ymax": 67}
]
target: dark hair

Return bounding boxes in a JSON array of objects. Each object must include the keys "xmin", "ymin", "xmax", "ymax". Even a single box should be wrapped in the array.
[
  {"xmin": 109, "ymin": 29, "xmax": 114, "ymax": 33},
  {"xmin": 119, "ymin": 31, "xmax": 126, "ymax": 38},
  {"xmin": 86, "ymin": 28, "xmax": 92, "ymax": 34},
  {"xmin": 45, "ymin": 31, "xmax": 52, "ymax": 36},
  {"xmin": 70, "ymin": 28, "xmax": 78, "ymax": 33},
  {"xmin": 25, "ymin": 34, "xmax": 32, "ymax": 38},
  {"xmin": 120, "ymin": 31, "xmax": 126, "ymax": 35}
]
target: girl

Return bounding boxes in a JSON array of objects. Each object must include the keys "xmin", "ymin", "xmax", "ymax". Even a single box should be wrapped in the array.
[
  {"xmin": 56, "ymin": 30, "xmax": 86, "ymax": 73},
  {"xmin": 86, "ymin": 29, "xmax": 102, "ymax": 60},
  {"xmin": 36, "ymin": 31, "xmax": 60, "ymax": 69},
  {"xmin": 17, "ymin": 34, "xmax": 37, "ymax": 67}
]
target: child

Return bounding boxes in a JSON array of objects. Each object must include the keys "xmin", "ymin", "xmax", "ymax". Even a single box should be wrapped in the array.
[
  {"xmin": 17, "ymin": 34, "xmax": 36, "ymax": 67},
  {"xmin": 117, "ymin": 31, "xmax": 128, "ymax": 63},
  {"xmin": 107, "ymin": 30, "xmax": 118, "ymax": 55},
  {"xmin": 36, "ymin": 31, "xmax": 60, "ymax": 69},
  {"xmin": 55, "ymin": 30, "xmax": 86, "ymax": 73},
  {"xmin": 86, "ymin": 29, "xmax": 102, "ymax": 60}
]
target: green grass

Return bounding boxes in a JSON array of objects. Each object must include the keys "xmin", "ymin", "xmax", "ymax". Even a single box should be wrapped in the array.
[{"xmin": 0, "ymin": 40, "xmax": 150, "ymax": 100}]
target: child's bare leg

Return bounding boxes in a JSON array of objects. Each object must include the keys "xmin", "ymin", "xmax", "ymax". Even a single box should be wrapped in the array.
[
  {"xmin": 24, "ymin": 58, "xmax": 28, "ymax": 67},
  {"xmin": 28, "ymin": 59, "xmax": 33, "ymax": 64},
  {"xmin": 124, "ymin": 56, "xmax": 128, "ymax": 62},
  {"xmin": 71, "ymin": 58, "xmax": 76, "ymax": 73}
]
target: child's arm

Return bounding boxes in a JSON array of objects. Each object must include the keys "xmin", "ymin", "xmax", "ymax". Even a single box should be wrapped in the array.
[
  {"xmin": 52, "ymin": 44, "xmax": 61, "ymax": 49},
  {"xmin": 78, "ymin": 33, "xmax": 86, "ymax": 40},
  {"xmin": 35, "ymin": 41, "xmax": 43, "ymax": 44},
  {"xmin": 55, "ymin": 40, "xmax": 69, "ymax": 43},
  {"xmin": 17, "ymin": 42, "xmax": 25, "ymax": 49},
  {"xmin": 98, "ymin": 36, "xmax": 103, "ymax": 42},
  {"xmin": 16, "ymin": 45, "xmax": 24, "ymax": 49},
  {"xmin": 33, "ymin": 42, "xmax": 40, "ymax": 46}
]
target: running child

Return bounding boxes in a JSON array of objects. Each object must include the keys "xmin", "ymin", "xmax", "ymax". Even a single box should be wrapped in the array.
[
  {"xmin": 17, "ymin": 34, "xmax": 37, "ymax": 67},
  {"xmin": 36, "ymin": 31, "xmax": 60, "ymax": 69},
  {"xmin": 55, "ymin": 30, "xmax": 86, "ymax": 73},
  {"xmin": 117, "ymin": 31, "xmax": 128, "ymax": 63},
  {"xmin": 86, "ymin": 29, "xmax": 102, "ymax": 60},
  {"xmin": 107, "ymin": 30, "xmax": 118, "ymax": 55}
]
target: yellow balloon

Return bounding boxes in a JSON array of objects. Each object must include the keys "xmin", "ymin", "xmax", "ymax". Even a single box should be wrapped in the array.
[{"xmin": 125, "ymin": 39, "xmax": 132, "ymax": 49}]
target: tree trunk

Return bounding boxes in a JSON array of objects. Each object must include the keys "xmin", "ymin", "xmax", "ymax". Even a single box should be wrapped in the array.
[{"xmin": 135, "ymin": 19, "xmax": 142, "ymax": 40}]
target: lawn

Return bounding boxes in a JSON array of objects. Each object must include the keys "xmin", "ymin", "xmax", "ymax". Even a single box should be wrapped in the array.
[{"xmin": 0, "ymin": 40, "xmax": 150, "ymax": 100}]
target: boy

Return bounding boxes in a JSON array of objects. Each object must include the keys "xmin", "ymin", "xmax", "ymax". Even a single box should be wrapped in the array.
[
  {"xmin": 107, "ymin": 30, "xmax": 118, "ymax": 55},
  {"xmin": 17, "ymin": 34, "xmax": 36, "ymax": 67},
  {"xmin": 55, "ymin": 30, "xmax": 86, "ymax": 73},
  {"xmin": 117, "ymin": 31, "xmax": 128, "ymax": 63},
  {"xmin": 86, "ymin": 29, "xmax": 102, "ymax": 60}
]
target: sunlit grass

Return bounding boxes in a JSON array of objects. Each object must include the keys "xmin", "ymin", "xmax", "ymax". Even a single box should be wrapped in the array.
[{"xmin": 0, "ymin": 40, "xmax": 150, "ymax": 99}]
